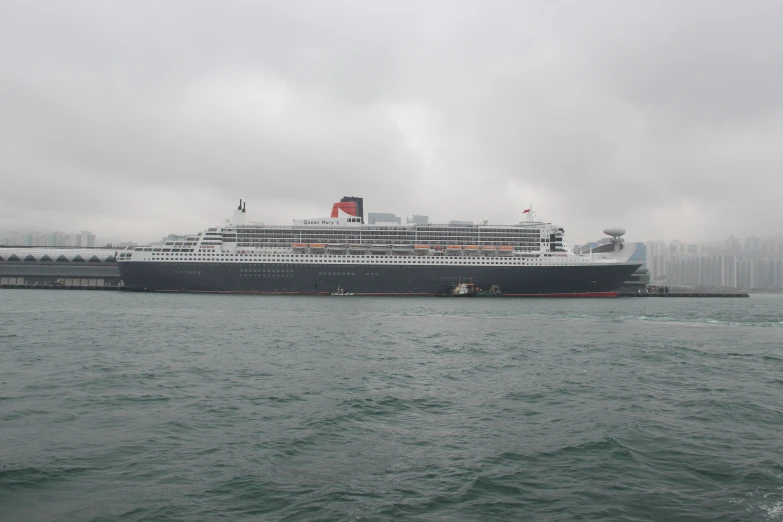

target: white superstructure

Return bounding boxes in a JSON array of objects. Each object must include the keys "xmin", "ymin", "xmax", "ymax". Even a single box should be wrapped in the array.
[{"xmin": 117, "ymin": 199, "xmax": 638, "ymax": 268}]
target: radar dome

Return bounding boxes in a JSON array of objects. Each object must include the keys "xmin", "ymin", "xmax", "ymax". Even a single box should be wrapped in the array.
[
  {"xmin": 603, "ymin": 227, "xmax": 626, "ymax": 237},
  {"xmin": 481, "ymin": 217, "xmax": 489, "ymax": 225}
]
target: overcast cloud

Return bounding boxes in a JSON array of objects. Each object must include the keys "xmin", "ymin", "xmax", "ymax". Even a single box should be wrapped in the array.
[{"xmin": 1, "ymin": 0, "xmax": 781, "ymax": 245}]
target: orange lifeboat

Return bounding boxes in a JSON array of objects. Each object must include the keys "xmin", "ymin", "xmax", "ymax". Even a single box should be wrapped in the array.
[
  {"xmin": 464, "ymin": 245, "xmax": 480, "ymax": 250},
  {"xmin": 481, "ymin": 246, "xmax": 497, "ymax": 251},
  {"xmin": 414, "ymin": 244, "xmax": 430, "ymax": 249},
  {"xmin": 446, "ymin": 245, "xmax": 463, "ymax": 250}
]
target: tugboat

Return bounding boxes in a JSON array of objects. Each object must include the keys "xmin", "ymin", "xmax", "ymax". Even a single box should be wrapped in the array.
[
  {"xmin": 331, "ymin": 286, "xmax": 354, "ymax": 296},
  {"xmin": 450, "ymin": 282, "xmax": 477, "ymax": 297}
]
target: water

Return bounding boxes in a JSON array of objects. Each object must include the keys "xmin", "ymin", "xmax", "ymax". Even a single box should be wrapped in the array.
[{"xmin": 1, "ymin": 291, "xmax": 782, "ymax": 521}]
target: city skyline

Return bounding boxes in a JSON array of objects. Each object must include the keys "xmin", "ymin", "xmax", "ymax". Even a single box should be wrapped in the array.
[{"xmin": 1, "ymin": 229, "xmax": 97, "ymax": 248}]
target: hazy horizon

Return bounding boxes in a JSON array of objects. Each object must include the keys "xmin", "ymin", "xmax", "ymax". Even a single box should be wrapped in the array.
[{"xmin": 2, "ymin": 1, "xmax": 782, "ymax": 246}]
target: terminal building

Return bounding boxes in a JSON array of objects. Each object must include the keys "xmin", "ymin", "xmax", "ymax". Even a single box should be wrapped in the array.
[
  {"xmin": 367, "ymin": 213, "xmax": 429, "ymax": 225},
  {"xmin": 0, "ymin": 247, "xmax": 122, "ymax": 287}
]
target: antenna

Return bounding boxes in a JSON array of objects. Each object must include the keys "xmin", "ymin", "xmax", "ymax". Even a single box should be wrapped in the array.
[
  {"xmin": 242, "ymin": 202, "xmax": 246, "ymax": 213},
  {"xmin": 238, "ymin": 199, "xmax": 242, "ymax": 210}
]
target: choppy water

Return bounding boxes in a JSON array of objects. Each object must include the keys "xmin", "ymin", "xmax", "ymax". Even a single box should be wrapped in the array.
[{"xmin": 1, "ymin": 291, "xmax": 782, "ymax": 521}]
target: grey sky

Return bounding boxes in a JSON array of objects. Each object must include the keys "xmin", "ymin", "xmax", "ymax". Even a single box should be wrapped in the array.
[{"xmin": 1, "ymin": 0, "xmax": 781, "ymax": 245}]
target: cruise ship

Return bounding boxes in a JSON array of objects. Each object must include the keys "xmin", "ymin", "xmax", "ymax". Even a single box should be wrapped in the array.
[{"xmin": 117, "ymin": 197, "xmax": 642, "ymax": 296}]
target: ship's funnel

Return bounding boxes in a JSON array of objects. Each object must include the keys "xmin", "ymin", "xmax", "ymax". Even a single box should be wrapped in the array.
[
  {"xmin": 232, "ymin": 199, "xmax": 247, "ymax": 225},
  {"xmin": 339, "ymin": 196, "xmax": 364, "ymax": 223}
]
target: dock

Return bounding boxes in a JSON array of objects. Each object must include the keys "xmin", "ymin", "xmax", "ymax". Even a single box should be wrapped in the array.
[
  {"xmin": 619, "ymin": 292, "xmax": 749, "ymax": 298},
  {"xmin": 0, "ymin": 283, "xmax": 123, "ymax": 291}
]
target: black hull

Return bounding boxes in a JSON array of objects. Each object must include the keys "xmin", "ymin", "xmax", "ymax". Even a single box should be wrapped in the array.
[{"xmin": 119, "ymin": 261, "xmax": 641, "ymax": 297}]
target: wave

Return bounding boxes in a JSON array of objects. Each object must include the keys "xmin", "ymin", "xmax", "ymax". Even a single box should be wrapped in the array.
[
  {"xmin": 0, "ymin": 466, "xmax": 89, "ymax": 489},
  {"xmin": 618, "ymin": 315, "xmax": 783, "ymax": 328}
]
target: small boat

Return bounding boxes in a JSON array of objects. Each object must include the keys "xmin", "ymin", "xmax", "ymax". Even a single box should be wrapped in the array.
[
  {"xmin": 476, "ymin": 284, "xmax": 502, "ymax": 297},
  {"xmin": 331, "ymin": 286, "xmax": 354, "ymax": 296},
  {"xmin": 450, "ymin": 282, "xmax": 477, "ymax": 297}
]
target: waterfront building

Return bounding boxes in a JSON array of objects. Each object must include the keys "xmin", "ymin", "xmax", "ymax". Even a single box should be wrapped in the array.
[{"xmin": 367, "ymin": 212, "xmax": 401, "ymax": 225}]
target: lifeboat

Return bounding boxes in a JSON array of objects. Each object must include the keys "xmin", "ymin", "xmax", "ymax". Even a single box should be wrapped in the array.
[
  {"xmin": 393, "ymin": 244, "xmax": 414, "ymax": 252},
  {"xmin": 481, "ymin": 245, "xmax": 497, "ymax": 251},
  {"xmin": 372, "ymin": 244, "xmax": 391, "ymax": 252},
  {"xmin": 464, "ymin": 245, "xmax": 480, "ymax": 255},
  {"xmin": 414, "ymin": 244, "xmax": 430, "ymax": 255},
  {"xmin": 327, "ymin": 243, "xmax": 349, "ymax": 253},
  {"xmin": 446, "ymin": 245, "xmax": 463, "ymax": 256},
  {"xmin": 309, "ymin": 243, "xmax": 326, "ymax": 252},
  {"xmin": 498, "ymin": 245, "xmax": 514, "ymax": 255},
  {"xmin": 349, "ymin": 244, "xmax": 368, "ymax": 253},
  {"xmin": 292, "ymin": 243, "xmax": 307, "ymax": 252}
]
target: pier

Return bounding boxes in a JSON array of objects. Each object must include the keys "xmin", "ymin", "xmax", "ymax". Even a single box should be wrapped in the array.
[{"xmin": 619, "ymin": 291, "xmax": 749, "ymax": 298}]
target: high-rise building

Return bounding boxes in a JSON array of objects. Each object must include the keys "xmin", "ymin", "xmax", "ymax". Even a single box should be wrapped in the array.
[
  {"xmin": 724, "ymin": 235, "xmax": 741, "ymax": 252},
  {"xmin": 367, "ymin": 212, "xmax": 401, "ymax": 225},
  {"xmin": 81, "ymin": 231, "xmax": 96, "ymax": 248},
  {"xmin": 745, "ymin": 235, "xmax": 761, "ymax": 256}
]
